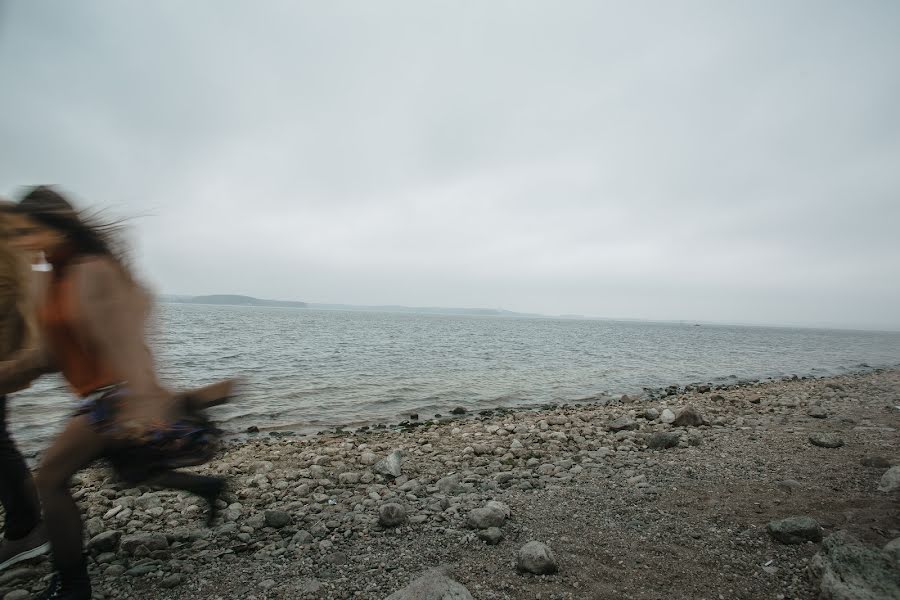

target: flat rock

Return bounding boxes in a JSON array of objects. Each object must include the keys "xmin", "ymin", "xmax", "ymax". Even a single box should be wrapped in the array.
[
  {"xmin": 861, "ymin": 456, "xmax": 892, "ymax": 469},
  {"xmin": 647, "ymin": 432, "xmax": 681, "ymax": 450},
  {"xmin": 673, "ymin": 405, "xmax": 704, "ymax": 427},
  {"xmin": 809, "ymin": 433, "xmax": 844, "ymax": 448},
  {"xmin": 378, "ymin": 503, "xmax": 407, "ymax": 528},
  {"xmin": 608, "ymin": 416, "xmax": 638, "ymax": 432},
  {"xmin": 120, "ymin": 532, "xmax": 168, "ymax": 554},
  {"xmin": 807, "ymin": 406, "xmax": 828, "ymax": 419},
  {"xmin": 517, "ymin": 541, "xmax": 558, "ymax": 574},
  {"xmin": 385, "ymin": 567, "xmax": 473, "ymax": 600},
  {"xmin": 767, "ymin": 516, "xmax": 823, "ymax": 544},
  {"xmin": 374, "ymin": 450, "xmax": 404, "ymax": 478},
  {"xmin": 87, "ymin": 530, "xmax": 122, "ymax": 553},
  {"xmin": 877, "ymin": 466, "xmax": 900, "ymax": 492},
  {"xmin": 810, "ymin": 531, "xmax": 900, "ymax": 600}
]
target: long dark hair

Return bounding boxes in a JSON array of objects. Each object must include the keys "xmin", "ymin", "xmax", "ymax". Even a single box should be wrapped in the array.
[{"xmin": 15, "ymin": 186, "xmax": 133, "ymax": 275}]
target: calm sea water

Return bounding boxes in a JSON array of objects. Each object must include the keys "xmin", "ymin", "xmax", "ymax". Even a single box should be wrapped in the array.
[{"xmin": 8, "ymin": 304, "xmax": 900, "ymax": 454}]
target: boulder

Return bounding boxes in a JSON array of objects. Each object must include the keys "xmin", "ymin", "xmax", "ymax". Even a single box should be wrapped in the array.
[
  {"xmin": 517, "ymin": 541, "xmax": 558, "ymax": 574},
  {"xmin": 767, "ymin": 516, "xmax": 822, "ymax": 544},
  {"xmin": 384, "ymin": 567, "xmax": 473, "ymax": 600},
  {"xmin": 810, "ymin": 531, "xmax": 900, "ymax": 600}
]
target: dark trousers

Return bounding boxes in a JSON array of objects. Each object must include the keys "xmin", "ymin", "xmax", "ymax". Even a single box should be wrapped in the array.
[{"xmin": 0, "ymin": 395, "xmax": 40, "ymax": 540}]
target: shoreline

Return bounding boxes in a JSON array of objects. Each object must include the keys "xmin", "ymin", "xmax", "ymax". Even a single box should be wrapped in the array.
[{"xmin": 2, "ymin": 367, "xmax": 898, "ymax": 599}]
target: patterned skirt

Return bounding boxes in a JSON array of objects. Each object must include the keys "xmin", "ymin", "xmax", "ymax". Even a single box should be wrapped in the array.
[{"xmin": 76, "ymin": 384, "xmax": 221, "ymax": 483}]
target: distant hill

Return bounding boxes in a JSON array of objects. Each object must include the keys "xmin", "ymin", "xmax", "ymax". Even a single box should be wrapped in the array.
[
  {"xmin": 161, "ymin": 295, "xmax": 542, "ymax": 317},
  {"xmin": 186, "ymin": 294, "xmax": 308, "ymax": 308}
]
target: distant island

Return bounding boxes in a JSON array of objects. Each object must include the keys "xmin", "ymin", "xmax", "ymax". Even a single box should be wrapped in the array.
[
  {"xmin": 185, "ymin": 294, "xmax": 309, "ymax": 308},
  {"xmin": 159, "ymin": 294, "xmax": 540, "ymax": 318}
]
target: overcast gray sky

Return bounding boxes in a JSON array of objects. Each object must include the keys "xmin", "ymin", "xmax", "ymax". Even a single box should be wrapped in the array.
[{"xmin": 1, "ymin": 1, "xmax": 898, "ymax": 330}]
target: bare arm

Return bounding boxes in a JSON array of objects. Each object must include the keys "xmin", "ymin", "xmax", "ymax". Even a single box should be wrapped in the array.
[{"xmin": 0, "ymin": 348, "xmax": 53, "ymax": 393}]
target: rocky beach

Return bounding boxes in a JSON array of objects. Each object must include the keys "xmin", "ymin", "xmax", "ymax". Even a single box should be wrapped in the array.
[{"xmin": 2, "ymin": 368, "xmax": 899, "ymax": 600}]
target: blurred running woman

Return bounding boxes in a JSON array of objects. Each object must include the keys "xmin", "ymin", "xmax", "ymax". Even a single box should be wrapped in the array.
[{"xmin": 0, "ymin": 187, "xmax": 228, "ymax": 600}]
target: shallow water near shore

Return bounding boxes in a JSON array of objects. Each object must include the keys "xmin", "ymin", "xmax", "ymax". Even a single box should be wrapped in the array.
[{"xmin": 8, "ymin": 304, "xmax": 900, "ymax": 453}]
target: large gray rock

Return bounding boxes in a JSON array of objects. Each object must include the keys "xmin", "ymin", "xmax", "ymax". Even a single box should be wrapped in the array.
[
  {"xmin": 810, "ymin": 531, "xmax": 900, "ymax": 600},
  {"xmin": 384, "ymin": 567, "xmax": 473, "ymax": 600},
  {"xmin": 767, "ymin": 516, "xmax": 822, "ymax": 544},
  {"xmin": 378, "ymin": 503, "xmax": 407, "ymax": 528},
  {"xmin": 608, "ymin": 416, "xmax": 638, "ymax": 432},
  {"xmin": 877, "ymin": 466, "xmax": 900, "ymax": 492},
  {"xmin": 884, "ymin": 538, "xmax": 900, "ymax": 565},
  {"xmin": 660, "ymin": 409, "xmax": 676, "ymax": 424},
  {"xmin": 517, "ymin": 541, "xmax": 558, "ymax": 574},
  {"xmin": 647, "ymin": 432, "xmax": 681, "ymax": 450},
  {"xmin": 374, "ymin": 450, "xmax": 404, "ymax": 478},
  {"xmin": 809, "ymin": 433, "xmax": 844, "ymax": 448},
  {"xmin": 673, "ymin": 405, "xmax": 704, "ymax": 427}
]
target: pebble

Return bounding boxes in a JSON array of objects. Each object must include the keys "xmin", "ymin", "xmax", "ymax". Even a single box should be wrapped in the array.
[
  {"xmin": 378, "ymin": 503, "xmax": 408, "ymax": 527},
  {"xmin": 767, "ymin": 516, "xmax": 823, "ymax": 544},
  {"xmin": 877, "ymin": 466, "xmax": 900, "ymax": 492}
]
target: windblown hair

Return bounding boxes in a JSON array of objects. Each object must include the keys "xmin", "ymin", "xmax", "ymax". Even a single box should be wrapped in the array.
[{"xmin": 15, "ymin": 185, "xmax": 134, "ymax": 278}]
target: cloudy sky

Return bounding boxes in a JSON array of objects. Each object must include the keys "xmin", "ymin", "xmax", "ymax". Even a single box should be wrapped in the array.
[{"xmin": 1, "ymin": 1, "xmax": 898, "ymax": 329}]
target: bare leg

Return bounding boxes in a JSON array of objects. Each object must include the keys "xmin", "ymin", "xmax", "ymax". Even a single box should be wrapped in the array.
[{"xmin": 35, "ymin": 415, "xmax": 104, "ymax": 596}]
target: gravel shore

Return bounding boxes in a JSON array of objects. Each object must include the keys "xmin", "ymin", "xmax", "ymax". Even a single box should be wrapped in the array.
[{"xmin": 2, "ymin": 368, "xmax": 898, "ymax": 599}]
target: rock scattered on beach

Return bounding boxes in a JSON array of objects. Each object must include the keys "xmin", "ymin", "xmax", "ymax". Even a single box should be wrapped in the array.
[
  {"xmin": 467, "ymin": 501, "xmax": 508, "ymax": 529},
  {"xmin": 517, "ymin": 541, "xmax": 558, "ymax": 575},
  {"xmin": 450, "ymin": 406, "xmax": 467, "ymax": 415},
  {"xmin": 809, "ymin": 531, "xmax": 900, "ymax": 600},
  {"xmin": 478, "ymin": 527, "xmax": 504, "ymax": 545},
  {"xmin": 641, "ymin": 408, "xmax": 660, "ymax": 420},
  {"xmin": 806, "ymin": 406, "xmax": 828, "ymax": 419},
  {"xmin": 264, "ymin": 510, "xmax": 291, "ymax": 529},
  {"xmin": 809, "ymin": 432, "xmax": 844, "ymax": 448},
  {"xmin": 647, "ymin": 432, "xmax": 681, "ymax": 450},
  {"xmin": 673, "ymin": 405, "xmax": 705, "ymax": 427},
  {"xmin": 660, "ymin": 408, "xmax": 676, "ymax": 424},
  {"xmin": 861, "ymin": 456, "xmax": 892, "ymax": 468},
  {"xmin": 384, "ymin": 567, "xmax": 473, "ymax": 600},
  {"xmin": 877, "ymin": 466, "xmax": 900, "ymax": 492},
  {"xmin": 378, "ymin": 503, "xmax": 408, "ymax": 528},
  {"xmin": 608, "ymin": 416, "xmax": 638, "ymax": 432},
  {"xmin": 374, "ymin": 450, "xmax": 404, "ymax": 477},
  {"xmin": 767, "ymin": 516, "xmax": 822, "ymax": 544}
]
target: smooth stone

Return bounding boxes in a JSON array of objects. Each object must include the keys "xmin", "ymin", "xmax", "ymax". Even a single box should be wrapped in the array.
[
  {"xmin": 3, "ymin": 591, "xmax": 29, "ymax": 600},
  {"xmin": 467, "ymin": 505, "xmax": 506, "ymax": 529},
  {"xmin": 160, "ymin": 574, "xmax": 184, "ymax": 588},
  {"xmin": 807, "ymin": 406, "xmax": 828, "ymax": 419},
  {"xmin": 87, "ymin": 530, "xmax": 122, "ymax": 553},
  {"xmin": 809, "ymin": 433, "xmax": 844, "ymax": 448},
  {"xmin": 120, "ymin": 533, "xmax": 168, "ymax": 554},
  {"xmin": 660, "ymin": 409, "xmax": 676, "ymax": 424}
]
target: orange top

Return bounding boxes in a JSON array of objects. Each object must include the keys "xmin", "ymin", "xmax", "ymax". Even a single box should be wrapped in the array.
[{"xmin": 39, "ymin": 260, "xmax": 118, "ymax": 397}]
